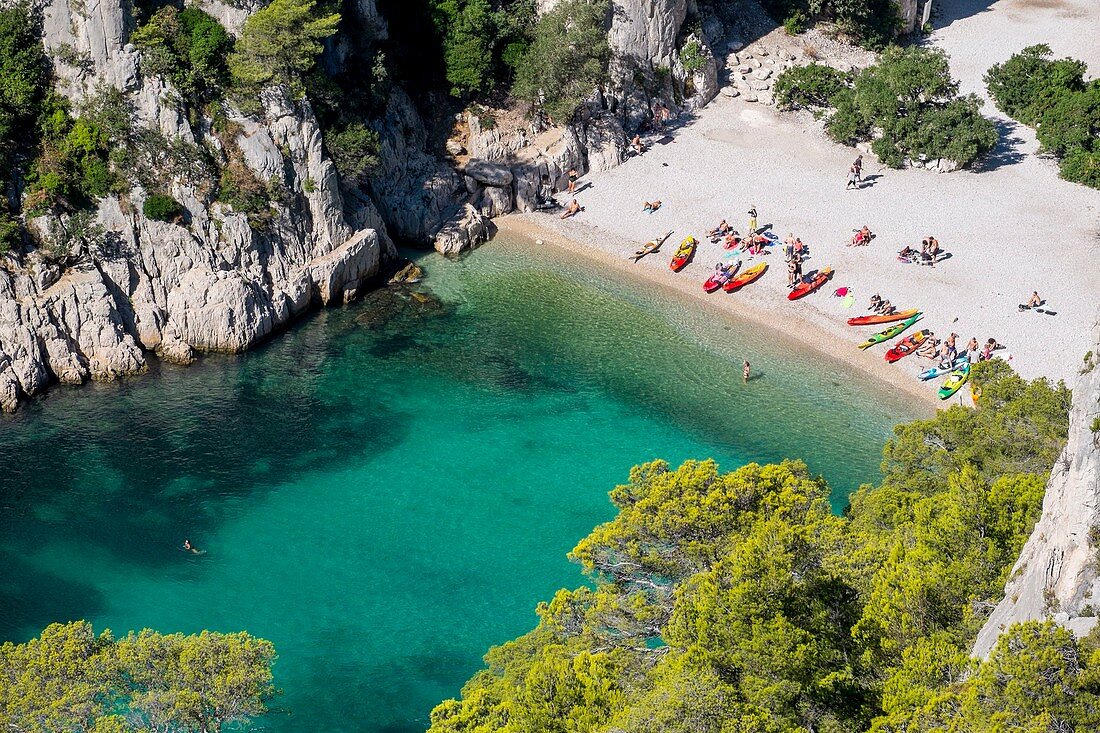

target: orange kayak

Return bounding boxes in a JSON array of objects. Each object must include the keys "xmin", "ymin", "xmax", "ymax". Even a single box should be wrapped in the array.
[
  {"xmin": 723, "ymin": 262, "xmax": 767, "ymax": 291},
  {"xmin": 788, "ymin": 267, "xmax": 833, "ymax": 300},
  {"xmin": 847, "ymin": 308, "xmax": 919, "ymax": 326}
]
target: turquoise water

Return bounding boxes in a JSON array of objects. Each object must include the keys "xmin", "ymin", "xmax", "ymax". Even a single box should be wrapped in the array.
[{"xmin": 0, "ymin": 237, "xmax": 920, "ymax": 732}]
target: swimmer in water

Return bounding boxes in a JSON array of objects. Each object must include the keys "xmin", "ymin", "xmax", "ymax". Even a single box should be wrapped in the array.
[{"xmin": 182, "ymin": 539, "xmax": 204, "ymax": 554}]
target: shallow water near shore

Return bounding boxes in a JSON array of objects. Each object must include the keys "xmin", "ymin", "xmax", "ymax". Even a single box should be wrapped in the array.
[{"xmin": 0, "ymin": 235, "xmax": 920, "ymax": 732}]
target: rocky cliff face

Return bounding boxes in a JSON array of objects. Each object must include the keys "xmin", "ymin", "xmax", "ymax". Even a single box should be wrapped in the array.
[
  {"xmin": 0, "ymin": 0, "xmax": 405, "ymax": 411},
  {"xmin": 440, "ymin": 0, "xmax": 721, "ymax": 255},
  {"xmin": 973, "ymin": 325, "xmax": 1100, "ymax": 658}
]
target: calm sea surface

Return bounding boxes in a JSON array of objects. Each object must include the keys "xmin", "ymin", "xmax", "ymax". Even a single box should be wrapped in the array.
[{"xmin": 0, "ymin": 236, "xmax": 919, "ymax": 732}]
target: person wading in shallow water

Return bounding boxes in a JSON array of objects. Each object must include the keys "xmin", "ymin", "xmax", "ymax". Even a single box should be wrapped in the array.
[{"xmin": 743, "ymin": 361, "xmax": 751, "ymax": 382}]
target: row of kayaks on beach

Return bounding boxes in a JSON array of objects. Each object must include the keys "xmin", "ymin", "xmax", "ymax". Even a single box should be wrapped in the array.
[
  {"xmin": 849, "ymin": 311, "xmax": 970, "ymax": 399},
  {"xmin": 633, "ymin": 231, "xmax": 971, "ymax": 401}
]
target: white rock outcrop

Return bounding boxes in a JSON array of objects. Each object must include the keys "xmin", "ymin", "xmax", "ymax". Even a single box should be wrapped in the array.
[
  {"xmin": 0, "ymin": 0, "xmax": 399, "ymax": 411},
  {"xmin": 973, "ymin": 324, "xmax": 1100, "ymax": 657}
]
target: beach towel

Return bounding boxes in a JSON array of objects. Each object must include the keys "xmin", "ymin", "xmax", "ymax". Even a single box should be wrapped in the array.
[
  {"xmin": 842, "ymin": 295, "xmax": 855, "ymax": 308},
  {"xmin": 833, "ymin": 287, "xmax": 850, "ymax": 297}
]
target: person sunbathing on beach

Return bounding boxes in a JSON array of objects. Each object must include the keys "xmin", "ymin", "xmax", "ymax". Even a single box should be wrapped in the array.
[
  {"xmin": 643, "ymin": 200, "xmax": 662, "ymax": 212},
  {"xmin": 560, "ymin": 199, "xmax": 583, "ymax": 219},
  {"xmin": 869, "ymin": 294, "xmax": 882, "ymax": 312},
  {"xmin": 879, "ymin": 300, "xmax": 896, "ymax": 315},
  {"xmin": 848, "ymin": 226, "xmax": 873, "ymax": 247},
  {"xmin": 631, "ymin": 134, "xmax": 644, "ymax": 155},
  {"xmin": 710, "ymin": 220, "xmax": 731, "ymax": 237},
  {"xmin": 898, "ymin": 245, "xmax": 917, "ymax": 261},
  {"xmin": 917, "ymin": 339, "xmax": 939, "ymax": 360},
  {"xmin": 1025, "ymin": 291, "xmax": 1042, "ymax": 308}
]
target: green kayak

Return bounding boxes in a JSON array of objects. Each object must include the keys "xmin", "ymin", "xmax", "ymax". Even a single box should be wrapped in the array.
[
  {"xmin": 858, "ymin": 312, "xmax": 923, "ymax": 350},
  {"xmin": 938, "ymin": 363, "xmax": 971, "ymax": 400}
]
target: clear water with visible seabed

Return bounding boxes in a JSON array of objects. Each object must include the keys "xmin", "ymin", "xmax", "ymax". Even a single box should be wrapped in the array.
[{"xmin": 0, "ymin": 236, "xmax": 921, "ymax": 732}]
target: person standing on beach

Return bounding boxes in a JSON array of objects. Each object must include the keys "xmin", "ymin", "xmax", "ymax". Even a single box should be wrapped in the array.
[
  {"xmin": 853, "ymin": 155, "xmax": 863, "ymax": 181},
  {"xmin": 846, "ymin": 165, "xmax": 859, "ymax": 190},
  {"xmin": 567, "ymin": 169, "xmax": 577, "ymax": 194},
  {"xmin": 747, "ymin": 207, "xmax": 758, "ymax": 235},
  {"xmin": 743, "ymin": 361, "xmax": 751, "ymax": 382}
]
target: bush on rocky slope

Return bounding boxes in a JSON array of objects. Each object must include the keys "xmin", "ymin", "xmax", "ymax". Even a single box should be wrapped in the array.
[{"xmin": 512, "ymin": 0, "xmax": 610, "ymax": 122}]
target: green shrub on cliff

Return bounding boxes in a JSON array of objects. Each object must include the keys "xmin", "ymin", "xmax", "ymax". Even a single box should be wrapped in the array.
[
  {"xmin": 132, "ymin": 6, "xmax": 233, "ymax": 107},
  {"xmin": 324, "ymin": 121, "xmax": 382, "ymax": 184},
  {"xmin": 0, "ymin": 3, "xmax": 49, "ymax": 174},
  {"xmin": 428, "ymin": 361, "xmax": 1071, "ymax": 732},
  {"xmin": 512, "ymin": 0, "xmax": 610, "ymax": 122},
  {"xmin": 228, "ymin": 0, "xmax": 341, "ymax": 103},
  {"xmin": 142, "ymin": 193, "xmax": 185, "ymax": 222}
]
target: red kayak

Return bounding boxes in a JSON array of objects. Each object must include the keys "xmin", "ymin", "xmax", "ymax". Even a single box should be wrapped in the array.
[
  {"xmin": 703, "ymin": 262, "xmax": 740, "ymax": 293},
  {"xmin": 885, "ymin": 329, "xmax": 931, "ymax": 363},
  {"xmin": 847, "ymin": 308, "xmax": 919, "ymax": 326},
  {"xmin": 787, "ymin": 267, "xmax": 833, "ymax": 301}
]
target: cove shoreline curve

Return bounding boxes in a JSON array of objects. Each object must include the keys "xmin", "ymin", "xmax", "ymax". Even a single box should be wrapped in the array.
[{"xmin": 496, "ymin": 214, "xmax": 945, "ymax": 411}]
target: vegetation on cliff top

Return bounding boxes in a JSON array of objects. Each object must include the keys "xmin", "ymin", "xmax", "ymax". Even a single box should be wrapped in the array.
[
  {"xmin": 429, "ymin": 360, "xmax": 1078, "ymax": 732},
  {"xmin": 775, "ymin": 47, "xmax": 998, "ymax": 168},
  {"xmin": 985, "ymin": 45, "xmax": 1100, "ymax": 190}
]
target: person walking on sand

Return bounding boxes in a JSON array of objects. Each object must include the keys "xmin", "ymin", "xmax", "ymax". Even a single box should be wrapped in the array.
[
  {"xmin": 743, "ymin": 361, "xmax": 751, "ymax": 382},
  {"xmin": 847, "ymin": 165, "xmax": 859, "ymax": 190},
  {"xmin": 853, "ymin": 155, "xmax": 863, "ymax": 181},
  {"xmin": 567, "ymin": 169, "xmax": 578, "ymax": 194}
]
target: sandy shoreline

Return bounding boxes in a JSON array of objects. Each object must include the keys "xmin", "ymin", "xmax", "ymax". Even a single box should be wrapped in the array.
[
  {"xmin": 486, "ymin": 0, "xmax": 1100, "ymax": 403},
  {"xmin": 497, "ymin": 216, "xmax": 948, "ymax": 409}
]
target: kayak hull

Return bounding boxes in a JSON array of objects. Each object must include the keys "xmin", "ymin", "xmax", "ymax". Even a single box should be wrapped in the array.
[
  {"xmin": 669, "ymin": 237, "xmax": 697, "ymax": 272},
  {"xmin": 938, "ymin": 364, "xmax": 972, "ymax": 399},
  {"xmin": 724, "ymin": 263, "xmax": 768, "ymax": 291},
  {"xmin": 919, "ymin": 356, "xmax": 970, "ymax": 381},
  {"xmin": 704, "ymin": 262, "xmax": 740, "ymax": 292},
  {"xmin": 788, "ymin": 267, "xmax": 833, "ymax": 301},
  {"xmin": 847, "ymin": 308, "xmax": 920, "ymax": 326},
  {"xmin": 885, "ymin": 329, "xmax": 931, "ymax": 363},
  {"xmin": 858, "ymin": 313, "xmax": 923, "ymax": 349}
]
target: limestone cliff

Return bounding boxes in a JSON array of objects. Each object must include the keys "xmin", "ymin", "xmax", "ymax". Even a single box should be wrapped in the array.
[
  {"xmin": 438, "ymin": 0, "xmax": 722, "ymax": 254},
  {"xmin": 973, "ymin": 325, "xmax": 1100, "ymax": 657},
  {"xmin": 0, "ymin": 0, "xmax": 409, "ymax": 411}
]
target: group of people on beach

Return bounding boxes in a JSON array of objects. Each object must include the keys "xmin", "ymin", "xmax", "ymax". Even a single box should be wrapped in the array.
[
  {"xmin": 914, "ymin": 332, "xmax": 1002, "ymax": 366},
  {"xmin": 897, "ymin": 236, "xmax": 943, "ymax": 266},
  {"xmin": 867, "ymin": 294, "xmax": 1003, "ymax": 366}
]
